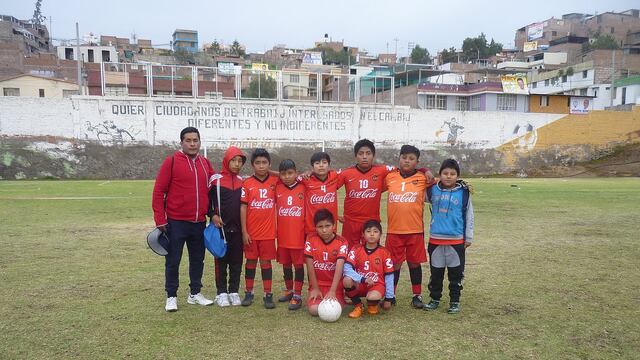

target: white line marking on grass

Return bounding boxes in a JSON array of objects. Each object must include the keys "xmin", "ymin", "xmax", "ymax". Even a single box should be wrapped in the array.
[{"xmin": 98, "ymin": 181, "xmax": 111, "ymax": 186}]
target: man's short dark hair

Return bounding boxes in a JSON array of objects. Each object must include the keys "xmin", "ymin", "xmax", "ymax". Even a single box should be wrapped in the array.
[
  {"xmin": 354, "ymin": 139, "xmax": 375, "ymax": 156},
  {"xmin": 251, "ymin": 148, "xmax": 271, "ymax": 164},
  {"xmin": 310, "ymin": 152, "xmax": 331, "ymax": 166},
  {"xmin": 313, "ymin": 208, "xmax": 335, "ymax": 225},
  {"xmin": 279, "ymin": 159, "xmax": 296, "ymax": 172},
  {"xmin": 362, "ymin": 219, "xmax": 382, "ymax": 233},
  {"xmin": 180, "ymin": 127, "xmax": 200, "ymax": 141},
  {"xmin": 439, "ymin": 158, "xmax": 460, "ymax": 175},
  {"xmin": 400, "ymin": 145, "xmax": 420, "ymax": 159}
]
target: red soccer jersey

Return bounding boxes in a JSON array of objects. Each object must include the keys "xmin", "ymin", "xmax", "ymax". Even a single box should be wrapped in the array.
[
  {"xmin": 241, "ymin": 174, "xmax": 278, "ymax": 240},
  {"xmin": 301, "ymin": 171, "xmax": 341, "ymax": 233},
  {"xmin": 338, "ymin": 165, "xmax": 394, "ymax": 223},
  {"xmin": 304, "ymin": 234, "xmax": 349, "ymax": 287},
  {"xmin": 346, "ymin": 245, "xmax": 394, "ymax": 287},
  {"xmin": 276, "ymin": 181, "xmax": 305, "ymax": 249}
]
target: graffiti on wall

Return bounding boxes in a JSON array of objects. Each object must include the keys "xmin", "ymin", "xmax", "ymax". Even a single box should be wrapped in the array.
[
  {"xmin": 435, "ymin": 117, "xmax": 465, "ymax": 146},
  {"xmin": 511, "ymin": 122, "xmax": 538, "ymax": 152},
  {"xmin": 84, "ymin": 120, "xmax": 137, "ymax": 145}
]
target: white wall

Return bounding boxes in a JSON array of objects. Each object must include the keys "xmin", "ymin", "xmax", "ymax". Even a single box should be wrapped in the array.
[
  {"xmin": 0, "ymin": 96, "xmax": 566, "ymax": 150},
  {"xmin": 613, "ymin": 84, "xmax": 640, "ymax": 106},
  {"xmin": 56, "ymin": 46, "xmax": 118, "ymax": 63}
]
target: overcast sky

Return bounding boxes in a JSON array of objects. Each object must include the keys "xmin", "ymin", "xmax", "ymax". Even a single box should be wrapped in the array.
[{"xmin": 4, "ymin": 0, "xmax": 638, "ymax": 56}]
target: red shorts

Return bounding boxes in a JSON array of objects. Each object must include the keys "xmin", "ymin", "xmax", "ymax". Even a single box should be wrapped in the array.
[
  {"xmin": 277, "ymin": 247, "xmax": 305, "ymax": 266},
  {"xmin": 341, "ymin": 219, "xmax": 365, "ymax": 248},
  {"xmin": 347, "ymin": 282, "xmax": 386, "ymax": 298},
  {"xmin": 244, "ymin": 239, "xmax": 276, "ymax": 260},
  {"xmin": 385, "ymin": 233, "xmax": 427, "ymax": 264},
  {"xmin": 307, "ymin": 284, "xmax": 345, "ymax": 307}
]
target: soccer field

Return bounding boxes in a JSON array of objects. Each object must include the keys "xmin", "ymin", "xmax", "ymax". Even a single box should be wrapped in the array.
[{"xmin": 1, "ymin": 178, "xmax": 638, "ymax": 359}]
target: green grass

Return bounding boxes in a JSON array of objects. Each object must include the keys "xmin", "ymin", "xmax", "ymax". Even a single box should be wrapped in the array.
[{"xmin": 0, "ymin": 179, "xmax": 639, "ymax": 359}]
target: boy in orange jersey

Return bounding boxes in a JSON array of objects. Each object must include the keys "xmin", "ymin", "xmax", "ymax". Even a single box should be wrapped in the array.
[
  {"xmin": 343, "ymin": 220, "xmax": 395, "ymax": 318},
  {"xmin": 384, "ymin": 145, "xmax": 432, "ymax": 309},
  {"xmin": 275, "ymin": 159, "xmax": 306, "ymax": 310},
  {"xmin": 304, "ymin": 209, "xmax": 349, "ymax": 316},
  {"xmin": 301, "ymin": 152, "xmax": 340, "ymax": 235},
  {"xmin": 240, "ymin": 148, "xmax": 279, "ymax": 309}
]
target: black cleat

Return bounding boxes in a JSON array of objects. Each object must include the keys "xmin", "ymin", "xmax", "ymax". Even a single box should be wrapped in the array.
[
  {"xmin": 288, "ymin": 295, "xmax": 303, "ymax": 310},
  {"xmin": 241, "ymin": 292, "xmax": 254, "ymax": 307},
  {"xmin": 278, "ymin": 290, "xmax": 293, "ymax": 302},
  {"xmin": 411, "ymin": 295, "xmax": 424, "ymax": 309},
  {"xmin": 448, "ymin": 302, "xmax": 460, "ymax": 314},
  {"xmin": 423, "ymin": 299, "xmax": 440, "ymax": 311},
  {"xmin": 264, "ymin": 293, "xmax": 276, "ymax": 309}
]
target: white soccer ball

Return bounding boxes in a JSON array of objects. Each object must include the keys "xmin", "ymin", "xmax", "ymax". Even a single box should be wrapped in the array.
[{"xmin": 318, "ymin": 298, "xmax": 342, "ymax": 322}]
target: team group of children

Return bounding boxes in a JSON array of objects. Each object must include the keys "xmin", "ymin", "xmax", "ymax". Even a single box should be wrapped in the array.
[{"xmin": 208, "ymin": 139, "xmax": 474, "ymax": 317}]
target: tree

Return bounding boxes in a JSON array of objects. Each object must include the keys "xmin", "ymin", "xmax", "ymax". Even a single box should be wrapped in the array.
[
  {"xmin": 244, "ymin": 74, "xmax": 277, "ymax": 99},
  {"xmin": 173, "ymin": 48, "xmax": 195, "ymax": 64},
  {"xmin": 439, "ymin": 47, "xmax": 458, "ymax": 64},
  {"xmin": 410, "ymin": 45, "xmax": 431, "ymax": 64},
  {"xmin": 209, "ymin": 41, "xmax": 221, "ymax": 55},
  {"xmin": 588, "ymin": 34, "xmax": 620, "ymax": 50},
  {"xmin": 31, "ymin": 0, "xmax": 46, "ymax": 26},
  {"xmin": 230, "ymin": 40, "xmax": 245, "ymax": 57},
  {"xmin": 311, "ymin": 45, "xmax": 354, "ymax": 65},
  {"xmin": 461, "ymin": 33, "xmax": 503, "ymax": 61}
]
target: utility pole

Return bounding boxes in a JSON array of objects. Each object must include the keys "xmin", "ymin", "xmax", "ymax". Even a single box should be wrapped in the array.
[
  {"xmin": 610, "ymin": 49, "xmax": 616, "ymax": 107},
  {"xmin": 393, "ymin": 37, "xmax": 399, "ymax": 56},
  {"xmin": 76, "ymin": 22, "xmax": 82, "ymax": 95}
]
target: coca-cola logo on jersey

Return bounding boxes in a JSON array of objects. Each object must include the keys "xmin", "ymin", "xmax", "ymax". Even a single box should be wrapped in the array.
[
  {"xmin": 250, "ymin": 198, "xmax": 275, "ymax": 209},
  {"xmin": 357, "ymin": 271, "xmax": 380, "ymax": 282},
  {"xmin": 388, "ymin": 192, "xmax": 418, "ymax": 203},
  {"xmin": 313, "ymin": 260, "xmax": 336, "ymax": 271},
  {"xmin": 309, "ymin": 192, "xmax": 336, "ymax": 205},
  {"xmin": 348, "ymin": 188, "xmax": 378, "ymax": 199},
  {"xmin": 278, "ymin": 206, "xmax": 302, "ymax": 217}
]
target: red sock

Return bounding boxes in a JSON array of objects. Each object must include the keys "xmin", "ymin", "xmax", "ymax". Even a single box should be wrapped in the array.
[
  {"xmin": 245, "ymin": 262, "xmax": 257, "ymax": 293},
  {"xmin": 411, "ymin": 284, "xmax": 422, "ymax": 296},
  {"xmin": 293, "ymin": 265, "xmax": 304, "ymax": 296}
]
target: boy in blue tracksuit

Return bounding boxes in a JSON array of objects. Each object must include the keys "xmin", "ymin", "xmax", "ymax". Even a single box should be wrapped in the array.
[{"xmin": 423, "ymin": 158, "xmax": 474, "ymax": 314}]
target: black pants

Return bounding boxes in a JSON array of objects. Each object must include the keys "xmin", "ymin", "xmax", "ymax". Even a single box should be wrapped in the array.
[
  {"xmin": 165, "ymin": 219, "xmax": 206, "ymax": 297},
  {"xmin": 215, "ymin": 231, "xmax": 243, "ymax": 294},
  {"xmin": 427, "ymin": 243, "xmax": 465, "ymax": 303}
]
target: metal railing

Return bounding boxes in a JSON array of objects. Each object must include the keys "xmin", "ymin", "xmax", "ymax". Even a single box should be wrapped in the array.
[{"xmin": 98, "ymin": 62, "xmax": 394, "ymax": 104}]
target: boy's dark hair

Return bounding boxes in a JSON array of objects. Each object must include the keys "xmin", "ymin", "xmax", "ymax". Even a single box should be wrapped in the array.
[
  {"xmin": 310, "ymin": 152, "xmax": 331, "ymax": 166},
  {"xmin": 279, "ymin": 159, "xmax": 296, "ymax": 172},
  {"xmin": 439, "ymin": 158, "xmax": 460, "ymax": 175},
  {"xmin": 362, "ymin": 219, "xmax": 382, "ymax": 234},
  {"xmin": 180, "ymin": 127, "xmax": 200, "ymax": 141},
  {"xmin": 354, "ymin": 139, "xmax": 375, "ymax": 156},
  {"xmin": 400, "ymin": 145, "xmax": 420, "ymax": 159},
  {"xmin": 313, "ymin": 208, "xmax": 335, "ymax": 226},
  {"xmin": 251, "ymin": 148, "xmax": 271, "ymax": 164}
]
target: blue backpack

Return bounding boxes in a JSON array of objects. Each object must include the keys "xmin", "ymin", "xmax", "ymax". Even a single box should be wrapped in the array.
[{"xmin": 204, "ymin": 176, "xmax": 227, "ymax": 258}]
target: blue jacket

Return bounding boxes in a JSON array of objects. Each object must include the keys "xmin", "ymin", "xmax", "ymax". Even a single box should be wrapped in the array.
[{"xmin": 426, "ymin": 180, "xmax": 474, "ymax": 243}]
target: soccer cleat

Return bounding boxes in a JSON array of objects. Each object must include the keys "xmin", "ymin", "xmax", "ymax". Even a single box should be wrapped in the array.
[
  {"xmin": 348, "ymin": 303, "xmax": 363, "ymax": 319},
  {"xmin": 241, "ymin": 292, "xmax": 254, "ymax": 307},
  {"xmin": 411, "ymin": 295, "xmax": 424, "ymax": 309},
  {"xmin": 424, "ymin": 299, "xmax": 440, "ymax": 311},
  {"xmin": 165, "ymin": 297, "xmax": 178, "ymax": 312},
  {"xmin": 187, "ymin": 293, "xmax": 214, "ymax": 306},
  {"xmin": 448, "ymin": 302, "xmax": 461, "ymax": 314},
  {"xmin": 278, "ymin": 290, "xmax": 294, "ymax": 303},
  {"xmin": 228, "ymin": 293, "xmax": 242, "ymax": 306},
  {"xmin": 263, "ymin": 293, "xmax": 276, "ymax": 309},
  {"xmin": 367, "ymin": 304, "xmax": 379, "ymax": 315},
  {"xmin": 215, "ymin": 293, "xmax": 231, "ymax": 307},
  {"xmin": 288, "ymin": 295, "xmax": 303, "ymax": 310}
]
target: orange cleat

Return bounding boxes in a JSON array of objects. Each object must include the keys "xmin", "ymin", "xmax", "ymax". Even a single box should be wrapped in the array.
[
  {"xmin": 348, "ymin": 303, "xmax": 363, "ymax": 318},
  {"xmin": 367, "ymin": 304, "xmax": 379, "ymax": 315}
]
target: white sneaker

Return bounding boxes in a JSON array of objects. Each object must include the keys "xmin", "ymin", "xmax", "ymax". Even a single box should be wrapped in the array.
[
  {"xmin": 215, "ymin": 293, "xmax": 231, "ymax": 307},
  {"xmin": 165, "ymin": 297, "xmax": 178, "ymax": 312},
  {"xmin": 229, "ymin": 293, "xmax": 242, "ymax": 306},
  {"xmin": 187, "ymin": 293, "xmax": 214, "ymax": 306}
]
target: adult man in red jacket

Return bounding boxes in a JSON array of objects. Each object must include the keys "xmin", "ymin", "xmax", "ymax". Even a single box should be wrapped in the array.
[{"xmin": 152, "ymin": 127, "xmax": 215, "ymax": 312}]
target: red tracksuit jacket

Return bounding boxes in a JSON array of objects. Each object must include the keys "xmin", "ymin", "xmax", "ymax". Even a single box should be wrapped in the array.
[{"xmin": 152, "ymin": 150, "xmax": 215, "ymax": 226}]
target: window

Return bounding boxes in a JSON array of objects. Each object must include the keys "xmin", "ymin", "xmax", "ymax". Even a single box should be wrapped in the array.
[
  {"xmin": 3, "ymin": 88, "xmax": 20, "ymax": 96},
  {"xmin": 497, "ymin": 94, "xmax": 517, "ymax": 111},
  {"xmin": 425, "ymin": 95, "xmax": 447, "ymax": 110},
  {"xmin": 582, "ymin": 70, "xmax": 588, "ymax": 79},
  {"xmin": 470, "ymin": 95, "xmax": 481, "ymax": 111},
  {"xmin": 552, "ymin": 31, "xmax": 557, "ymax": 36},
  {"xmin": 580, "ymin": 88, "xmax": 587, "ymax": 96},
  {"xmin": 39, "ymin": 89, "xmax": 45, "ymax": 97},
  {"xmin": 562, "ymin": 75, "xmax": 567, "ymax": 83},
  {"xmin": 87, "ymin": 49, "xmax": 94, "ymax": 63},
  {"xmin": 455, "ymin": 97, "xmax": 467, "ymax": 111},
  {"xmin": 532, "ymin": 82, "xmax": 537, "ymax": 89},
  {"xmin": 545, "ymin": 79, "xmax": 550, "ymax": 86},
  {"xmin": 593, "ymin": 89, "xmax": 598, "ymax": 97},
  {"xmin": 102, "ymin": 50, "xmax": 110, "ymax": 62},
  {"xmin": 62, "ymin": 89, "xmax": 76, "ymax": 98},
  {"xmin": 289, "ymin": 74, "xmax": 299, "ymax": 83},
  {"xmin": 622, "ymin": 87, "xmax": 626, "ymax": 105},
  {"xmin": 540, "ymin": 95, "xmax": 549, "ymax": 107},
  {"xmin": 610, "ymin": 27, "xmax": 614, "ymax": 34},
  {"xmin": 65, "ymin": 47, "xmax": 74, "ymax": 60}
]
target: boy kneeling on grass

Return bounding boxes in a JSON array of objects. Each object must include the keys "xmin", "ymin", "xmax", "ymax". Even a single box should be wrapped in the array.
[
  {"xmin": 424, "ymin": 158, "xmax": 474, "ymax": 314},
  {"xmin": 343, "ymin": 220, "xmax": 395, "ymax": 318}
]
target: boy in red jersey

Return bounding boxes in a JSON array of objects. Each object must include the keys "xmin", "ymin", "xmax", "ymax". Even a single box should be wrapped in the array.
[
  {"xmin": 343, "ymin": 220, "xmax": 395, "ymax": 318},
  {"xmin": 384, "ymin": 145, "xmax": 432, "ymax": 309},
  {"xmin": 304, "ymin": 209, "xmax": 349, "ymax": 316},
  {"xmin": 275, "ymin": 159, "xmax": 306, "ymax": 310},
  {"xmin": 301, "ymin": 152, "xmax": 340, "ymax": 235},
  {"xmin": 240, "ymin": 148, "xmax": 279, "ymax": 309}
]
